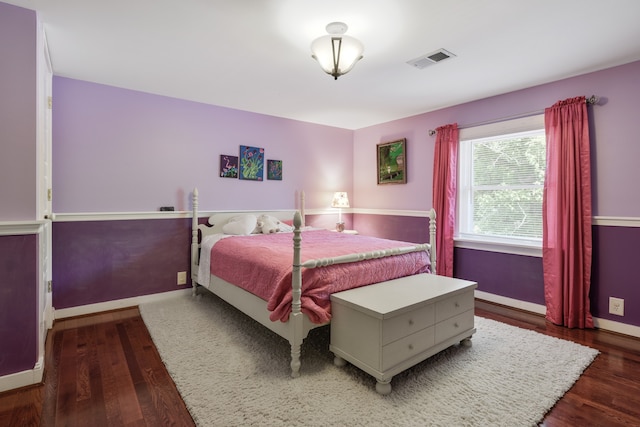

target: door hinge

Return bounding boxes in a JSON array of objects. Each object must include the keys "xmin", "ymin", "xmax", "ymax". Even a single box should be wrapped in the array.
[
  {"xmin": 47, "ymin": 280, "xmax": 52, "ymax": 293},
  {"xmin": 47, "ymin": 96, "xmax": 53, "ymax": 110},
  {"xmin": 47, "ymin": 188, "xmax": 52, "ymax": 201}
]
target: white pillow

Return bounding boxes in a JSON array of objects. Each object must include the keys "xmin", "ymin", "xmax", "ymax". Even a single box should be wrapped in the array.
[{"xmin": 222, "ymin": 214, "xmax": 257, "ymax": 235}]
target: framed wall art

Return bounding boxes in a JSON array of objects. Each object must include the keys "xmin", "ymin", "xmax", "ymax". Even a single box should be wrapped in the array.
[
  {"xmin": 239, "ymin": 145, "xmax": 264, "ymax": 181},
  {"xmin": 377, "ymin": 138, "xmax": 406, "ymax": 185},
  {"xmin": 267, "ymin": 159, "xmax": 283, "ymax": 180},
  {"xmin": 219, "ymin": 155, "xmax": 238, "ymax": 178}
]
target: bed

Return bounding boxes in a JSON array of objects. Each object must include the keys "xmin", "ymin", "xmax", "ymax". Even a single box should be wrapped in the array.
[{"xmin": 190, "ymin": 188, "xmax": 437, "ymax": 377}]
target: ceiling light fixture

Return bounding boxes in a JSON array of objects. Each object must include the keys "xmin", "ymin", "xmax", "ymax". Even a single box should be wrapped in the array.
[{"xmin": 311, "ymin": 22, "xmax": 364, "ymax": 80}]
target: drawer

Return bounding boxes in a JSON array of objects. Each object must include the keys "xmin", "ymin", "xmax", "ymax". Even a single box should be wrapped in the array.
[
  {"xmin": 435, "ymin": 310, "xmax": 474, "ymax": 344},
  {"xmin": 382, "ymin": 303, "xmax": 435, "ymax": 345},
  {"xmin": 382, "ymin": 326, "xmax": 435, "ymax": 371},
  {"xmin": 435, "ymin": 290, "xmax": 474, "ymax": 322}
]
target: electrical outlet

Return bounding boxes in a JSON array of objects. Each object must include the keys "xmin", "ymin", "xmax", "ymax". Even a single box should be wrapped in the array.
[
  {"xmin": 609, "ymin": 297, "xmax": 624, "ymax": 316},
  {"xmin": 177, "ymin": 271, "xmax": 187, "ymax": 285}
]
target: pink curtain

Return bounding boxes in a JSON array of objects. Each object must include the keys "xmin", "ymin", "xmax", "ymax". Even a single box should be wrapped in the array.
[
  {"xmin": 543, "ymin": 96, "xmax": 594, "ymax": 328},
  {"xmin": 432, "ymin": 123, "xmax": 458, "ymax": 277}
]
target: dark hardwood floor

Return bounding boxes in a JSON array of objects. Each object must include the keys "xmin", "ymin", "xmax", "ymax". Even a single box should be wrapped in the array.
[
  {"xmin": 0, "ymin": 308, "xmax": 194, "ymax": 427},
  {"xmin": 1, "ymin": 301, "xmax": 639, "ymax": 426}
]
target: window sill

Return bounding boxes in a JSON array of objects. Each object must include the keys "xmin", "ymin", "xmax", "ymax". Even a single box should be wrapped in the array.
[{"xmin": 454, "ymin": 237, "xmax": 542, "ymax": 257}]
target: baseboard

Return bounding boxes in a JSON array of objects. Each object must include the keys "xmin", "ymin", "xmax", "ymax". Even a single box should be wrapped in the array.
[
  {"xmin": 593, "ymin": 317, "xmax": 640, "ymax": 339},
  {"xmin": 54, "ymin": 288, "xmax": 192, "ymax": 320},
  {"xmin": 0, "ymin": 357, "xmax": 44, "ymax": 393},
  {"xmin": 475, "ymin": 290, "xmax": 546, "ymax": 315},
  {"xmin": 476, "ymin": 290, "xmax": 640, "ymax": 339}
]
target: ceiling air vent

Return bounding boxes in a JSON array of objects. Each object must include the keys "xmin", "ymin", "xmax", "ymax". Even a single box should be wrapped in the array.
[{"xmin": 407, "ymin": 49, "xmax": 456, "ymax": 70}]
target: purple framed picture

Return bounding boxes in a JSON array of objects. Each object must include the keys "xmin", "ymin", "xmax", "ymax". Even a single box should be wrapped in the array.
[
  {"xmin": 219, "ymin": 155, "xmax": 238, "ymax": 178},
  {"xmin": 239, "ymin": 145, "xmax": 264, "ymax": 181},
  {"xmin": 267, "ymin": 159, "xmax": 282, "ymax": 180}
]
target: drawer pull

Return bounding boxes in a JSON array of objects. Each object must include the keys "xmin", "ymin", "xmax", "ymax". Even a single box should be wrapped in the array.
[
  {"xmin": 408, "ymin": 344, "xmax": 414, "ymax": 350},
  {"xmin": 454, "ymin": 302, "xmax": 460, "ymax": 308},
  {"xmin": 454, "ymin": 322, "xmax": 459, "ymax": 328},
  {"xmin": 408, "ymin": 319, "xmax": 414, "ymax": 326}
]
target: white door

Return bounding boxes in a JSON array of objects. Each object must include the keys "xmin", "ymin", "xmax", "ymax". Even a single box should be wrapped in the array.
[{"xmin": 36, "ymin": 25, "xmax": 54, "ymax": 359}]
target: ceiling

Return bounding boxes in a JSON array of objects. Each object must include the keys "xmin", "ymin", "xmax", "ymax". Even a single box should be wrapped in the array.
[{"xmin": 7, "ymin": 0, "xmax": 640, "ymax": 129}]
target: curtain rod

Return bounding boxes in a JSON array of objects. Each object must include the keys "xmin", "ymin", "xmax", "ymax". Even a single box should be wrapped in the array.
[{"xmin": 428, "ymin": 95, "xmax": 599, "ymax": 136}]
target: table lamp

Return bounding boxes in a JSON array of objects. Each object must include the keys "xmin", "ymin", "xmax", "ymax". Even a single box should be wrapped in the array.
[{"xmin": 331, "ymin": 192, "xmax": 350, "ymax": 232}]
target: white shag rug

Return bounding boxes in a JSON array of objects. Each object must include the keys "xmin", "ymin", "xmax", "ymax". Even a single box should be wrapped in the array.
[{"xmin": 140, "ymin": 292, "xmax": 598, "ymax": 427}]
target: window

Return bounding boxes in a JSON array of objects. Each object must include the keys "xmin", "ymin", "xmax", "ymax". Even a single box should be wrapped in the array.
[{"xmin": 457, "ymin": 115, "xmax": 545, "ymax": 255}]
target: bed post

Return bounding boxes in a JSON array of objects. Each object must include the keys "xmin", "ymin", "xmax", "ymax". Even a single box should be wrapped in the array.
[
  {"xmin": 191, "ymin": 188, "xmax": 199, "ymax": 297},
  {"xmin": 429, "ymin": 208, "xmax": 437, "ymax": 275},
  {"xmin": 289, "ymin": 210, "xmax": 304, "ymax": 377}
]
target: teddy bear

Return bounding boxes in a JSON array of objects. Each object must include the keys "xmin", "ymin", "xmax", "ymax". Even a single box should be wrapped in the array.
[{"xmin": 256, "ymin": 215, "xmax": 282, "ymax": 234}]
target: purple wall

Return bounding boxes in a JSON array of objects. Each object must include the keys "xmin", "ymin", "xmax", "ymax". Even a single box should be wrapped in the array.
[
  {"xmin": 591, "ymin": 226, "xmax": 640, "ymax": 324},
  {"xmin": 0, "ymin": 3, "xmax": 39, "ymax": 380},
  {"xmin": 50, "ymin": 62, "xmax": 640, "ymax": 330},
  {"xmin": 353, "ymin": 61, "xmax": 640, "ymax": 217},
  {"xmin": 454, "ymin": 248, "xmax": 545, "ymax": 305},
  {"xmin": 355, "ymin": 215, "xmax": 430, "ymax": 244},
  {"xmin": 53, "ymin": 77, "xmax": 355, "ymax": 213},
  {"xmin": 0, "ymin": 2, "xmax": 37, "ymax": 221},
  {"xmin": 0, "ymin": 234, "xmax": 38, "ymax": 376},
  {"xmin": 52, "ymin": 218, "xmax": 191, "ymax": 308},
  {"xmin": 352, "ymin": 61, "xmax": 640, "ymax": 328},
  {"xmin": 354, "ymin": 213, "xmax": 640, "ymax": 327},
  {"xmin": 50, "ymin": 77, "xmax": 354, "ymax": 310}
]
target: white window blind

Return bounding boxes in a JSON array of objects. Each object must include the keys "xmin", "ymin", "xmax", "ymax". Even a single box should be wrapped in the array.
[{"xmin": 458, "ymin": 115, "xmax": 545, "ymax": 252}]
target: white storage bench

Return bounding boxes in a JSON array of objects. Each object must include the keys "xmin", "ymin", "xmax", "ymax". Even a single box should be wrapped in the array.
[{"xmin": 330, "ymin": 273, "xmax": 477, "ymax": 395}]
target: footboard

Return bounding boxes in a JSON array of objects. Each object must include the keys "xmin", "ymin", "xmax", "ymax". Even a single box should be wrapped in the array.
[{"xmin": 190, "ymin": 188, "xmax": 437, "ymax": 379}]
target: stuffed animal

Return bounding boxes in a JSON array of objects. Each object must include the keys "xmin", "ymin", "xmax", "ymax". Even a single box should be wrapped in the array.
[{"xmin": 256, "ymin": 215, "xmax": 281, "ymax": 234}]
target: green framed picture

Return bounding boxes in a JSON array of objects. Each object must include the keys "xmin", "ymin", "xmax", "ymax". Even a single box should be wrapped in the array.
[
  {"xmin": 239, "ymin": 145, "xmax": 264, "ymax": 181},
  {"xmin": 377, "ymin": 138, "xmax": 406, "ymax": 185}
]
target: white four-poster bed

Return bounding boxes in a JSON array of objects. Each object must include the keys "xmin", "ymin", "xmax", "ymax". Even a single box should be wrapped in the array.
[{"xmin": 190, "ymin": 188, "xmax": 437, "ymax": 377}]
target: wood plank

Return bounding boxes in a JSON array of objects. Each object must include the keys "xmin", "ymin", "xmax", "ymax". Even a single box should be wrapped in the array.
[
  {"xmin": 2, "ymin": 303, "xmax": 639, "ymax": 426},
  {"xmin": 95, "ymin": 319, "xmax": 125, "ymax": 427}
]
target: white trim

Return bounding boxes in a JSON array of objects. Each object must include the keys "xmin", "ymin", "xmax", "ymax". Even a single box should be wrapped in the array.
[
  {"xmin": 54, "ymin": 209, "xmax": 320, "ymax": 222},
  {"xmin": 475, "ymin": 290, "xmax": 546, "ymax": 315},
  {"xmin": 476, "ymin": 291, "xmax": 640, "ymax": 339},
  {"xmin": 593, "ymin": 317, "xmax": 640, "ymax": 338},
  {"xmin": 54, "ymin": 288, "xmax": 191, "ymax": 319},
  {"xmin": 0, "ymin": 221, "xmax": 44, "ymax": 236},
  {"xmin": 456, "ymin": 238, "xmax": 542, "ymax": 257},
  {"xmin": 0, "ymin": 356, "xmax": 44, "ymax": 393},
  {"xmin": 50, "ymin": 211, "xmax": 640, "ymax": 227},
  {"xmin": 54, "ymin": 211, "xmax": 193, "ymax": 222},
  {"xmin": 459, "ymin": 114, "xmax": 545, "ymax": 140},
  {"xmin": 593, "ymin": 216, "xmax": 640, "ymax": 227}
]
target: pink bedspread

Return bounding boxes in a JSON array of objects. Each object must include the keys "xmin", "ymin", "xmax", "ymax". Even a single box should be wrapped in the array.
[{"xmin": 209, "ymin": 230, "xmax": 431, "ymax": 324}]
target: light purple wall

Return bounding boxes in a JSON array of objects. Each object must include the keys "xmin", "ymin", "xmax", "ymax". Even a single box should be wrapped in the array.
[
  {"xmin": 353, "ymin": 60, "xmax": 640, "ymax": 217},
  {"xmin": 0, "ymin": 2, "xmax": 37, "ymax": 221},
  {"xmin": 53, "ymin": 77, "xmax": 354, "ymax": 213},
  {"xmin": 352, "ymin": 61, "xmax": 640, "ymax": 328}
]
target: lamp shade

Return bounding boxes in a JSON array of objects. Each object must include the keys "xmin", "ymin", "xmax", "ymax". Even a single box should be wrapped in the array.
[
  {"xmin": 311, "ymin": 22, "xmax": 363, "ymax": 80},
  {"xmin": 331, "ymin": 192, "xmax": 350, "ymax": 208}
]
